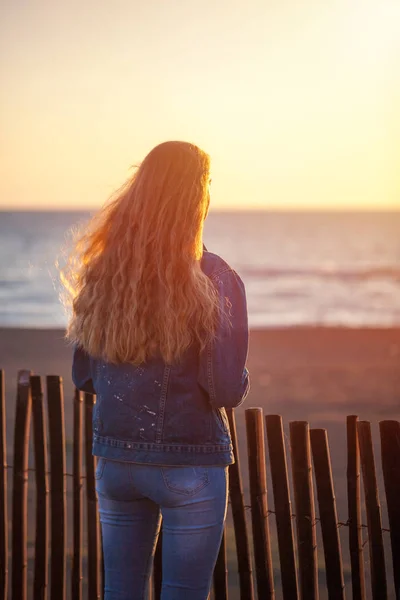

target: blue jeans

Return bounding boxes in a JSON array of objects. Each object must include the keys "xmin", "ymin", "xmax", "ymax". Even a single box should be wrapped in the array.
[{"xmin": 95, "ymin": 458, "xmax": 229, "ymax": 600}]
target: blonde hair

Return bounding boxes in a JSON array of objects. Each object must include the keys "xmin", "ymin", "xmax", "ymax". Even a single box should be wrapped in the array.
[{"xmin": 60, "ymin": 141, "xmax": 220, "ymax": 365}]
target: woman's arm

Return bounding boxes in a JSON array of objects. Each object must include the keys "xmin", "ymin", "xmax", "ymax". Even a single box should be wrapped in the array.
[
  {"xmin": 198, "ymin": 268, "xmax": 250, "ymax": 408},
  {"xmin": 72, "ymin": 345, "xmax": 96, "ymax": 395}
]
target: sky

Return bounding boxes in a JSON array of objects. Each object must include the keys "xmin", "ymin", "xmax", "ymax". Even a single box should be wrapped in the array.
[{"xmin": 1, "ymin": 0, "xmax": 399, "ymax": 211}]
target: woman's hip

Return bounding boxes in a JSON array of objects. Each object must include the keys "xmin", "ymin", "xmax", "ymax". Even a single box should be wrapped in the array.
[{"xmin": 95, "ymin": 458, "xmax": 228, "ymax": 510}]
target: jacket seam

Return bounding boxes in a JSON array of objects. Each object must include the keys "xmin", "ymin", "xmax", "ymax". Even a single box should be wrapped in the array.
[
  {"xmin": 93, "ymin": 435, "xmax": 232, "ymax": 452},
  {"xmin": 206, "ymin": 340, "xmax": 216, "ymax": 405},
  {"xmin": 156, "ymin": 365, "xmax": 171, "ymax": 443},
  {"xmin": 214, "ymin": 407, "xmax": 228, "ymax": 434},
  {"xmin": 210, "ymin": 267, "xmax": 232, "ymax": 281}
]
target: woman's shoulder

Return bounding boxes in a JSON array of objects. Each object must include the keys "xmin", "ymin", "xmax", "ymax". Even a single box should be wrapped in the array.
[
  {"xmin": 201, "ymin": 251, "xmax": 246, "ymax": 292},
  {"xmin": 201, "ymin": 249, "xmax": 233, "ymax": 280}
]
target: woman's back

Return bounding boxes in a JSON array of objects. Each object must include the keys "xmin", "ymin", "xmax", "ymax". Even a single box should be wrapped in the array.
[{"xmin": 73, "ymin": 249, "xmax": 249, "ymax": 468}]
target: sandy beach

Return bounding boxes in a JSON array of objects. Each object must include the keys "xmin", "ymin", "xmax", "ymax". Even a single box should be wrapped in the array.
[
  {"xmin": 1, "ymin": 325, "xmax": 399, "ymax": 424},
  {"xmin": 1, "ymin": 326, "xmax": 399, "ymax": 598}
]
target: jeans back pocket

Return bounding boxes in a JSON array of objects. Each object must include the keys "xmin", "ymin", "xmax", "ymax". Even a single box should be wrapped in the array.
[{"xmin": 161, "ymin": 466, "xmax": 209, "ymax": 496}]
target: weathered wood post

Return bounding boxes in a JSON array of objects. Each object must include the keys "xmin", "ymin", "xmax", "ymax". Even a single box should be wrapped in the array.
[
  {"xmin": 31, "ymin": 375, "xmax": 49, "ymax": 600},
  {"xmin": 265, "ymin": 415, "xmax": 299, "ymax": 600},
  {"xmin": 290, "ymin": 421, "xmax": 319, "ymax": 600},
  {"xmin": 0, "ymin": 369, "xmax": 8, "ymax": 600},
  {"xmin": 47, "ymin": 375, "xmax": 67, "ymax": 600},
  {"xmin": 11, "ymin": 369, "xmax": 32, "ymax": 600},
  {"xmin": 245, "ymin": 408, "xmax": 275, "ymax": 599},
  {"xmin": 84, "ymin": 392, "xmax": 101, "ymax": 600},
  {"xmin": 310, "ymin": 428, "xmax": 345, "ymax": 600},
  {"xmin": 379, "ymin": 420, "xmax": 400, "ymax": 600},
  {"xmin": 72, "ymin": 388, "xmax": 83, "ymax": 600},
  {"xmin": 226, "ymin": 408, "xmax": 254, "ymax": 600},
  {"xmin": 346, "ymin": 416, "xmax": 366, "ymax": 600},
  {"xmin": 153, "ymin": 529, "xmax": 162, "ymax": 600},
  {"xmin": 357, "ymin": 421, "xmax": 387, "ymax": 600}
]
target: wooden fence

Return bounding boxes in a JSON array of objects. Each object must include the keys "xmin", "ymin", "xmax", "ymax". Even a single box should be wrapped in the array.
[{"xmin": 1, "ymin": 368, "xmax": 399, "ymax": 600}]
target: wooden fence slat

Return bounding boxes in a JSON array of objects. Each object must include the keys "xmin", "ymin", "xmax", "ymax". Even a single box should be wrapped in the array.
[
  {"xmin": 357, "ymin": 421, "xmax": 387, "ymax": 600},
  {"xmin": 226, "ymin": 409, "xmax": 254, "ymax": 600},
  {"xmin": 84, "ymin": 392, "xmax": 101, "ymax": 600},
  {"xmin": 245, "ymin": 408, "xmax": 275, "ymax": 600},
  {"xmin": 72, "ymin": 389, "xmax": 83, "ymax": 600},
  {"xmin": 265, "ymin": 415, "xmax": 299, "ymax": 600},
  {"xmin": 47, "ymin": 375, "xmax": 67, "ymax": 600},
  {"xmin": 289, "ymin": 421, "xmax": 319, "ymax": 600},
  {"xmin": 31, "ymin": 375, "xmax": 49, "ymax": 600},
  {"xmin": 379, "ymin": 420, "xmax": 400, "ymax": 599},
  {"xmin": 0, "ymin": 370, "xmax": 8, "ymax": 600},
  {"xmin": 310, "ymin": 428, "xmax": 345, "ymax": 600},
  {"xmin": 213, "ymin": 527, "xmax": 228, "ymax": 600},
  {"xmin": 153, "ymin": 529, "xmax": 162, "ymax": 600},
  {"xmin": 346, "ymin": 416, "xmax": 366, "ymax": 600},
  {"xmin": 11, "ymin": 370, "xmax": 32, "ymax": 600}
]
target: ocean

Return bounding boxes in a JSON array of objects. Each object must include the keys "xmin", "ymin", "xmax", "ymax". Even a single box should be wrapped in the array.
[{"xmin": 0, "ymin": 210, "xmax": 399, "ymax": 328}]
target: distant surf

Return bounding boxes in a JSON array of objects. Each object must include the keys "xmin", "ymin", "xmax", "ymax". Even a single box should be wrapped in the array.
[{"xmin": 0, "ymin": 210, "xmax": 399, "ymax": 328}]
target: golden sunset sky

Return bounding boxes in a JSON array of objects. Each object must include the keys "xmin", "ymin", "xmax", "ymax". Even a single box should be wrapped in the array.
[{"xmin": 1, "ymin": 0, "xmax": 399, "ymax": 210}]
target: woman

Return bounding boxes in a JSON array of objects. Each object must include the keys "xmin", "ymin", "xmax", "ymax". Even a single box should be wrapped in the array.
[{"xmin": 67, "ymin": 140, "xmax": 250, "ymax": 600}]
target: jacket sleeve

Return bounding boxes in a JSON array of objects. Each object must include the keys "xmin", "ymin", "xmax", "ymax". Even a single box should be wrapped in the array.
[
  {"xmin": 198, "ymin": 268, "xmax": 250, "ymax": 408},
  {"xmin": 72, "ymin": 345, "xmax": 96, "ymax": 395}
]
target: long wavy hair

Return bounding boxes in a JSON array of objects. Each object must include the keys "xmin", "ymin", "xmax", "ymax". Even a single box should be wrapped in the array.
[{"xmin": 60, "ymin": 141, "xmax": 221, "ymax": 365}]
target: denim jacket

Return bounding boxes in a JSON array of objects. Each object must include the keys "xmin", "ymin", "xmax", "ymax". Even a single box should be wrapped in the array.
[{"xmin": 72, "ymin": 249, "xmax": 250, "ymax": 466}]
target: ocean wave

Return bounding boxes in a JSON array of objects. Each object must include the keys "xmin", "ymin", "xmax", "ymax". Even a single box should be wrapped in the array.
[{"xmin": 240, "ymin": 266, "xmax": 400, "ymax": 282}]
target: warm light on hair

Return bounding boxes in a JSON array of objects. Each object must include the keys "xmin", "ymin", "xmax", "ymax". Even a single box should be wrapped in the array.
[{"xmin": 60, "ymin": 141, "xmax": 220, "ymax": 365}]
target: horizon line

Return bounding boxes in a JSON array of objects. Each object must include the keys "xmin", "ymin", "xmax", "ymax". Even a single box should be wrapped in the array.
[{"xmin": 1, "ymin": 206, "xmax": 399, "ymax": 213}]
